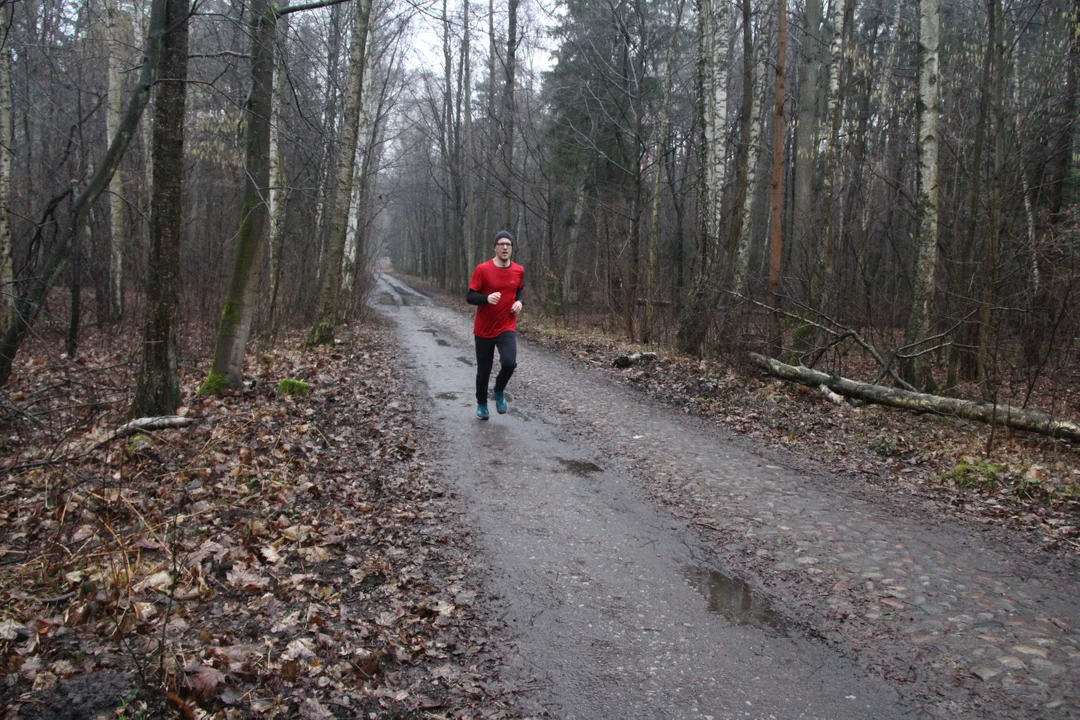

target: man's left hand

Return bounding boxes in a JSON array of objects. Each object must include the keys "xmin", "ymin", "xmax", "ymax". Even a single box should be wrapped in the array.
[{"xmin": 511, "ymin": 301, "xmax": 522, "ymax": 315}]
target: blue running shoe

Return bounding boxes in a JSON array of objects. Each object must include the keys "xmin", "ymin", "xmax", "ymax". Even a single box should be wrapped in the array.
[
  {"xmin": 476, "ymin": 404, "xmax": 490, "ymax": 420},
  {"xmin": 494, "ymin": 391, "xmax": 508, "ymax": 414}
]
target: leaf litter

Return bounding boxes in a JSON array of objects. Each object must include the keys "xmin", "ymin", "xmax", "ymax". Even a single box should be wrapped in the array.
[{"xmin": 0, "ymin": 320, "xmax": 522, "ymax": 719}]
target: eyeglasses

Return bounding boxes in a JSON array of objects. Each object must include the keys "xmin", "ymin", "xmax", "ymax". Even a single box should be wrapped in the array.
[{"xmin": 495, "ymin": 242, "xmax": 513, "ymax": 247}]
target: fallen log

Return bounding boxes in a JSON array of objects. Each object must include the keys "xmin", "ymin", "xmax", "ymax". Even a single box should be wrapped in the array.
[
  {"xmin": 749, "ymin": 353, "xmax": 1080, "ymax": 443},
  {"xmin": 114, "ymin": 415, "xmax": 196, "ymax": 438}
]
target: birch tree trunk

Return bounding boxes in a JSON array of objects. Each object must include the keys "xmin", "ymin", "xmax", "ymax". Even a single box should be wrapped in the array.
[
  {"xmin": 267, "ymin": 0, "xmax": 290, "ymax": 336},
  {"xmin": 131, "ymin": 0, "xmax": 188, "ymax": 416},
  {"xmin": 730, "ymin": 0, "xmax": 763, "ymax": 298},
  {"xmin": 343, "ymin": 16, "xmax": 377, "ymax": 311},
  {"xmin": 308, "ymin": 0, "xmax": 373, "ymax": 347},
  {"xmin": 0, "ymin": 0, "xmax": 169, "ymax": 387},
  {"xmin": 200, "ymin": 0, "xmax": 276, "ymax": 391},
  {"xmin": 104, "ymin": 0, "xmax": 127, "ymax": 322},
  {"xmin": 810, "ymin": 0, "xmax": 855, "ymax": 350},
  {"xmin": 902, "ymin": 0, "xmax": 941, "ymax": 387},
  {"xmin": 0, "ymin": 2, "xmax": 12, "ymax": 328},
  {"xmin": 675, "ymin": 0, "xmax": 731, "ymax": 354}
]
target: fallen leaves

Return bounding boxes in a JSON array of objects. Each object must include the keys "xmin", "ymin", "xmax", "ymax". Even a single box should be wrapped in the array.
[{"xmin": 1, "ymin": 323, "xmax": 515, "ymax": 719}]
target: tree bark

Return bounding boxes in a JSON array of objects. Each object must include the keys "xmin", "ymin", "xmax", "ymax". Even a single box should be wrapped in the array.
[
  {"xmin": 201, "ymin": 0, "xmax": 276, "ymax": 390},
  {"xmin": 0, "ymin": 2, "xmax": 12, "ymax": 328},
  {"xmin": 791, "ymin": 0, "xmax": 823, "ymax": 304},
  {"xmin": 132, "ymin": 0, "xmax": 188, "ymax": 416},
  {"xmin": 729, "ymin": 0, "xmax": 762, "ymax": 299},
  {"xmin": 308, "ymin": 0, "xmax": 373, "ymax": 347},
  {"xmin": 267, "ymin": 0, "xmax": 290, "ymax": 336},
  {"xmin": 0, "ymin": 0, "xmax": 169, "ymax": 387},
  {"xmin": 767, "ymin": 0, "xmax": 789, "ymax": 357},
  {"xmin": 809, "ymin": 0, "xmax": 855, "ymax": 350},
  {"xmin": 750, "ymin": 353, "xmax": 1080, "ymax": 442},
  {"xmin": 104, "ymin": 0, "xmax": 128, "ymax": 322},
  {"xmin": 949, "ymin": 0, "xmax": 994, "ymax": 385},
  {"xmin": 1047, "ymin": 0, "xmax": 1079, "ymax": 226},
  {"xmin": 902, "ymin": 0, "xmax": 941, "ymax": 387},
  {"xmin": 976, "ymin": 0, "xmax": 1004, "ymax": 398}
]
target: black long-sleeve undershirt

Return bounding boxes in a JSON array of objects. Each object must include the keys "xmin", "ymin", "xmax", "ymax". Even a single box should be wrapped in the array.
[{"xmin": 466, "ymin": 287, "xmax": 523, "ymax": 305}]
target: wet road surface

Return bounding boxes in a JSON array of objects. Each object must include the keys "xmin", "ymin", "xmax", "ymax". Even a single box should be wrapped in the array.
[{"xmin": 374, "ymin": 275, "xmax": 912, "ymax": 719}]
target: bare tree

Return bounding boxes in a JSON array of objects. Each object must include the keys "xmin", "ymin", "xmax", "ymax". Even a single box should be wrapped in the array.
[
  {"xmin": 132, "ymin": 0, "xmax": 189, "ymax": 416},
  {"xmin": 308, "ymin": 0, "xmax": 373, "ymax": 347},
  {"xmin": 767, "ymin": 0, "xmax": 789, "ymax": 357},
  {"xmin": 902, "ymin": 0, "xmax": 941, "ymax": 387}
]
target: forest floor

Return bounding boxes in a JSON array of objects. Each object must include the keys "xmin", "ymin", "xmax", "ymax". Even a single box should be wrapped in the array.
[
  {"xmin": 1, "ymin": 277, "xmax": 1078, "ymax": 719},
  {"xmin": 1, "ymin": 319, "xmax": 521, "ymax": 719}
]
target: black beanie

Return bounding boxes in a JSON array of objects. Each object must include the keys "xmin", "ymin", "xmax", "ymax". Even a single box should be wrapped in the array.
[{"xmin": 494, "ymin": 230, "xmax": 514, "ymax": 244}]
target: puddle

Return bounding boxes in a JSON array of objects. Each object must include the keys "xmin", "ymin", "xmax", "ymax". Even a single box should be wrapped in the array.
[
  {"xmin": 435, "ymin": 392, "xmax": 459, "ymax": 400},
  {"xmin": 556, "ymin": 458, "xmax": 603, "ymax": 477},
  {"xmin": 457, "ymin": 356, "xmax": 472, "ymax": 365},
  {"xmin": 436, "ymin": 339, "xmax": 451, "ymax": 346},
  {"xmin": 683, "ymin": 566, "xmax": 787, "ymax": 635},
  {"xmin": 377, "ymin": 293, "xmax": 395, "ymax": 305}
]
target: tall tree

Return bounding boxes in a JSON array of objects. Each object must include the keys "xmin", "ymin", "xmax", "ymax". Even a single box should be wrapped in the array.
[
  {"xmin": 729, "ymin": 0, "xmax": 764, "ymax": 299},
  {"xmin": 308, "ymin": 0, "xmax": 373, "ymax": 347},
  {"xmin": 902, "ymin": 0, "xmax": 941, "ymax": 387},
  {"xmin": 767, "ymin": 0, "xmax": 789, "ymax": 357},
  {"xmin": 267, "ymin": 0, "xmax": 290, "ymax": 336},
  {"xmin": 676, "ymin": 0, "xmax": 732, "ymax": 354},
  {"xmin": 790, "ymin": 0, "xmax": 823, "ymax": 303},
  {"xmin": 0, "ymin": 0, "xmax": 12, "ymax": 327},
  {"xmin": 104, "ymin": 0, "xmax": 128, "ymax": 322},
  {"xmin": 131, "ymin": 0, "xmax": 189, "ymax": 416},
  {"xmin": 976, "ymin": 0, "xmax": 1004, "ymax": 396},
  {"xmin": 500, "ymin": 0, "xmax": 519, "ymax": 226},
  {"xmin": 200, "ymin": 0, "xmax": 277, "ymax": 391}
]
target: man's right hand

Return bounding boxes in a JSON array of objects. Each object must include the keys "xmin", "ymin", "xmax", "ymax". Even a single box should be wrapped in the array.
[{"xmin": 487, "ymin": 292, "xmax": 502, "ymax": 305}]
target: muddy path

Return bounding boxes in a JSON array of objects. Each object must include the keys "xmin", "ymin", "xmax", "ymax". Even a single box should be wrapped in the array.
[{"xmin": 373, "ymin": 274, "xmax": 1079, "ymax": 719}]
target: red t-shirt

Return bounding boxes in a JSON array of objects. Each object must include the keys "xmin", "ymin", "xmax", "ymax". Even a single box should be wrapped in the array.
[{"xmin": 469, "ymin": 260, "xmax": 525, "ymax": 338}]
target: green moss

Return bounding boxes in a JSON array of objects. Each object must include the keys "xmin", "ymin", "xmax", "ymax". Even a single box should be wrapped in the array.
[
  {"xmin": 198, "ymin": 371, "xmax": 231, "ymax": 396},
  {"xmin": 127, "ymin": 434, "xmax": 152, "ymax": 453},
  {"xmin": 222, "ymin": 300, "xmax": 240, "ymax": 322},
  {"xmin": 277, "ymin": 378, "xmax": 311, "ymax": 397},
  {"xmin": 941, "ymin": 461, "xmax": 1006, "ymax": 491}
]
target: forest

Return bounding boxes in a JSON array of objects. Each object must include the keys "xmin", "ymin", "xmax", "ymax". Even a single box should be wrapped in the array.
[
  {"xmin": 0, "ymin": 0, "xmax": 1078, "ymax": 716},
  {"xmin": 0, "ymin": 0, "xmax": 1075, "ymax": 413}
]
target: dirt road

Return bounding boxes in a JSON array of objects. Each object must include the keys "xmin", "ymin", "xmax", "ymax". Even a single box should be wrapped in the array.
[{"xmin": 375, "ymin": 274, "xmax": 1079, "ymax": 719}]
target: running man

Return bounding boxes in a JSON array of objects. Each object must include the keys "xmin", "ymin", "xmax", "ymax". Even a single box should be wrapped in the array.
[{"xmin": 466, "ymin": 231, "xmax": 524, "ymax": 420}]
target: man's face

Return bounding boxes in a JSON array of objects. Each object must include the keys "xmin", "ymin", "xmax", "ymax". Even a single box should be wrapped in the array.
[{"xmin": 495, "ymin": 240, "xmax": 513, "ymax": 260}]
